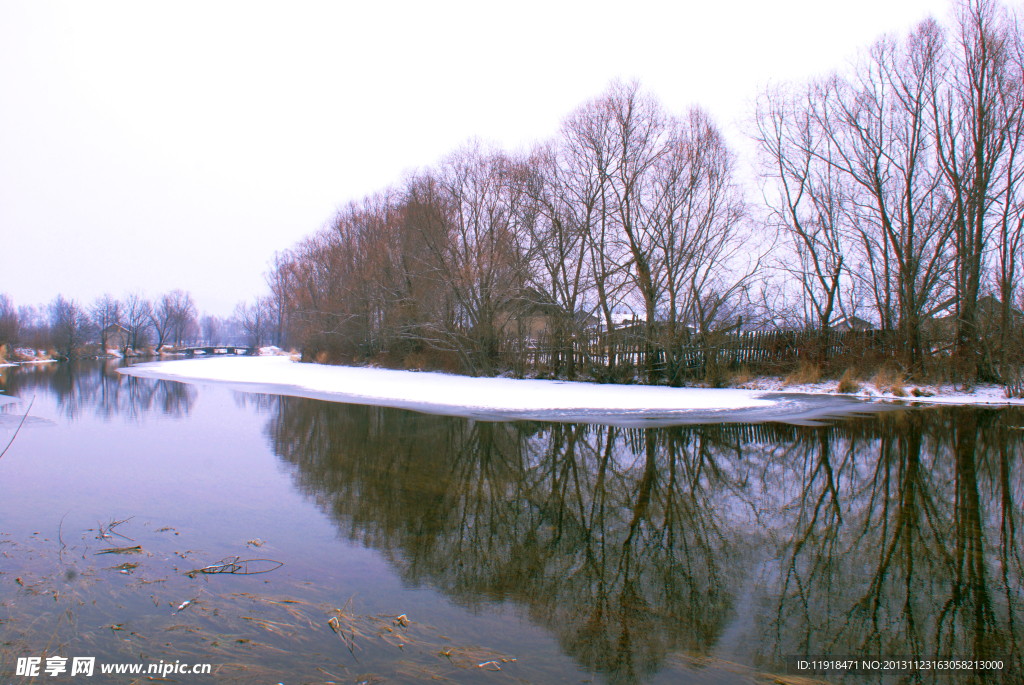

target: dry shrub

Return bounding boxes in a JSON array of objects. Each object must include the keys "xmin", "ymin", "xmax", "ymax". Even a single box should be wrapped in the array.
[
  {"xmin": 784, "ymin": 361, "xmax": 821, "ymax": 386},
  {"xmin": 705, "ymin": 361, "xmax": 729, "ymax": 388},
  {"xmin": 314, "ymin": 351, "xmax": 330, "ymax": 364},
  {"xmin": 871, "ymin": 367, "xmax": 907, "ymax": 396},
  {"xmin": 403, "ymin": 351, "xmax": 429, "ymax": 371},
  {"xmin": 398, "ymin": 348, "xmax": 462, "ymax": 374},
  {"xmin": 730, "ymin": 366, "xmax": 754, "ymax": 386},
  {"xmin": 1005, "ymin": 367, "xmax": 1024, "ymax": 398},
  {"xmin": 837, "ymin": 368, "xmax": 861, "ymax": 393}
]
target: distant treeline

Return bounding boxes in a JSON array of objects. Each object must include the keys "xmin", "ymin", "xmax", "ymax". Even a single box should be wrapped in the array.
[
  {"xmin": 0, "ymin": 290, "xmax": 282, "ymax": 360},
  {"xmin": 264, "ymin": 0, "xmax": 1024, "ymax": 384}
]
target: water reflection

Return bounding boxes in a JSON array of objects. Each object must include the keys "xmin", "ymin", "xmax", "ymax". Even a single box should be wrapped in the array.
[
  {"xmin": 267, "ymin": 399, "xmax": 1023, "ymax": 683},
  {"xmin": 0, "ymin": 360, "xmax": 195, "ymax": 421}
]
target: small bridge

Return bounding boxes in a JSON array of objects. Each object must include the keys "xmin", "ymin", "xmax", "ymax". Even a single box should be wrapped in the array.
[{"xmin": 177, "ymin": 346, "xmax": 256, "ymax": 357}]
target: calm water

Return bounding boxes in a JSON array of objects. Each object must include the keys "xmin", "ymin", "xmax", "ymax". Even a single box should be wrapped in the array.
[{"xmin": 0, "ymin": 361, "xmax": 1020, "ymax": 684}]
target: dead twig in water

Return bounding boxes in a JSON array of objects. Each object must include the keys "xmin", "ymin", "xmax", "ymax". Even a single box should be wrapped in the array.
[
  {"xmin": 104, "ymin": 561, "xmax": 141, "ymax": 573},
  {"xmin": 0, "ymin": 395, "xmax": 34, "ymax": 461},
  {"xmin": 58, "ymin": 511, "xmax": 69, "ymax": 564},
  {"xmin": 184, "ymin": 557, "xmax": 282, "ymax": 578},
  {"xmin": 95, "ymin": 545, "xmax": 142, "ymax": 555},
  {"xmin": 97, "ymin": 516, "xmax": 135, "ymax": 542}
]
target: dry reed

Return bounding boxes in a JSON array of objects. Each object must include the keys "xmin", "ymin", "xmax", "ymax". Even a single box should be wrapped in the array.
[
  {"xmin": 784, "ymin": 361, "xmax": 821, "ymax": 386},
  {"xmin": 836, "ymin": 369, "xmax": 861, "ymax": 393}
]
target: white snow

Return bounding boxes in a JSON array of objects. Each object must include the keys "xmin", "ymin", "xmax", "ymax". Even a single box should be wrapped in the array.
[
  {"xmin": 737, "ymin": 376, "xmax": 1024, "ymax": 407},
  {"xmin": 257, "ymin": 345, "xmax": 288, "ymax": 356},
  {"xmin": 120, "ymin": 357, "xmax": 879, "ymax": 425}
]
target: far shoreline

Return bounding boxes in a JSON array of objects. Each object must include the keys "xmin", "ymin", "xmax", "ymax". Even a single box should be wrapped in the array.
[{"xmin": 114, "ymin": 355, "xmax": 1024, "ymax": 427}]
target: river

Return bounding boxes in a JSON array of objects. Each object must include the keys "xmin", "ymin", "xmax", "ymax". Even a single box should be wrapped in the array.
[{"xmin": 0, "ymin": 360, "xmax": 1020, "ymax": 684}]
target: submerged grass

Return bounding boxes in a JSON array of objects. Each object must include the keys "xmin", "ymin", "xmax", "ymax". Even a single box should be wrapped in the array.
[{"xmin": 0, "ymin": 518, "xmax": 830, "ymax": 684}]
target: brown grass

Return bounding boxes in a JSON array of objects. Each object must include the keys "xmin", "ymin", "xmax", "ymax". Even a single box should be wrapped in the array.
[
  {"xmin": 1005, "ymin": 367, "xmax": 1024, "ymax": 398},
  {"xmin": 871, "ymin": 367, "xmax": 907, "ymax": 396},
  {"xmin": 836, "ymin": 368, "xmax": 861, "ymax": 393},
  {"xmin": 784, "ymin": 361, "xmax": 821, "ymax": 386},
  {"xmin": 729, "ymin": 366, "xmax": 754, "ymax": 387}
]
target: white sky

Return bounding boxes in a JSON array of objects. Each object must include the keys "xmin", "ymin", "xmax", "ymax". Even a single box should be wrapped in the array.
[{"xmin": 1, "ymin": 0, "xmax": 954, "ymax": 316}]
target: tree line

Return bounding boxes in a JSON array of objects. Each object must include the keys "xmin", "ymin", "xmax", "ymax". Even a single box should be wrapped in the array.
[
  {"xmin": 756, "ymin": 0, "xmax": 1024, "ymax": 380},
  {"xmin": 271, "ymin": 84, "xmax": 752, "ymax": 382},
  {"xmin": 0, "ymin": 290, "xmax": 282, "ymax": 360},
  {"xmin": 261, "ymin": 0, "xmax": 1023, "ymax": 384}
]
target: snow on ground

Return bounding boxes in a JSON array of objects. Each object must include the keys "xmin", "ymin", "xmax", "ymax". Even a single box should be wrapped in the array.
[
  {"xmin": 122, "ymin": 357, "xmax": 885, "ymax": 426},
  {"xmin": 258, "ymin": 345, "xmax": 288, "ymax": 356},
  {"xmin": 737, "ymin": 376, "xmax": 1024, "ymax": 407}
]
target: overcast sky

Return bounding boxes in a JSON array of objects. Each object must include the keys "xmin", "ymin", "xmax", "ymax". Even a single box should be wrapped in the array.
[{"xmin": 1, "ymin": 0, "xmax": 954, "ymax": 316}]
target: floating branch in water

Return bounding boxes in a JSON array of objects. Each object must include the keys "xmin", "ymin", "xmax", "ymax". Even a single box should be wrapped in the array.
[
  {"xmin": 184, "ymin": 556, "xmax": 283, "ymax": 578},
  {"xmin": 95, "ymin": 545, "xmax": 142, "ymax": 555},
  {"xmin": 104, "ymin": 561, "xmax": 140, "ymax": 573},
  {"xmin": 97, "ymin": 516, "xmax": 135, "ymax": 542},
  {"xmin": 0, "ymin": 395, "xmax": 34, "ymax": 461}
]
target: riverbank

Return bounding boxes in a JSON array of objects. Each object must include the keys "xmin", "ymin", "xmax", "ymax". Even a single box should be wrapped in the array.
[{"xmin": 115, "ymin": 356, "xmax": 1023, "ymax": 427}]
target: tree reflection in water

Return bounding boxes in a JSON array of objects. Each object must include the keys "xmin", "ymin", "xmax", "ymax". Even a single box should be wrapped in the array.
[
  {"xmin": 0, "ymin": 360, "xmax": 196, "ymax": 421},
  {"xmin": 266, "ymin": 398, "xmax": 1022, "ymax": 684},
  {"xmin": 761, "ymin": 410, "xmax": 1023, "ymax": 682}
]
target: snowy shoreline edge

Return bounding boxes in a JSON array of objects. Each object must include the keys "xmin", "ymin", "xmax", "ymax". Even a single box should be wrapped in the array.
[{"xmin": 112, "ymin": 355, "xmax": 1023, "ymax": 427}]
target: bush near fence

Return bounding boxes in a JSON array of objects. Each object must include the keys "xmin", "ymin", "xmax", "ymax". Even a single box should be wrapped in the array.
[{"xmin": 506, "ymin": 327, "xmax": 966, "ymax": 383}]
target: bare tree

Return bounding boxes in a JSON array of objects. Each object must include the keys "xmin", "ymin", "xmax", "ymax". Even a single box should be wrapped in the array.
[
  {"xmin": 992, "ymin": 19, "xmax": 1024, "ymax": 370},
  {"xmin": 756, "ymin": 84, "xmax": 849, "ymax": 332},
  {"xmin": 570, "ymin": 82, "xmax": 751, "ymax": 381},
  {"xmin": 651, "ymin": 108, "xmax": 752, "ymax": 383},
  {"xmin": 17, "ymin": 304, "xmax": 50, "ymax": 352},
  {"xmin": 651, "ymin": 108, "xmax": 749, "ymax": 336},
  {"xmin": 122, "ymin": 292, "xmax": 152, "ymax": 354},
  {"xmin": 818, "ymin": 21, "xmax": 953, "ymax": 370},
  {"xmin": 266, "ymin": 250, "xmax": 293, "ymax": 348},
  {"xmin": 201, "ymin": 314, "xmax": 220, "ymax": 345},
  {"xmin": 49, "ymin": 295, "xmax": 91, "ymax": 360},
  {"xmin": 560, "ymin": 95, "xmax": 632, "ymax": 372},
  {"xmin": 406, "ymin": 144, "xmax": 530, "ymax": 375},
  {"xmin": 0, "ymin": 294, "xmax": 18, "ymax": 348},
  {"xmin": 150, "ymin": 294, "xmax": 175, "ymax": 351},
  {"xmin": 150, "ymin": 290, "xmax": 197, "ymax": 350},
  {"xmin": 170, "ymin": 291, "xmax": 198, "ymax": 347},
  {"xmin": 90, "ymin": 294, "xmax": 122, "ymax": 352},
  {"xmin": 601, "ymin": 82, "xmax": 669, "ymax": 381},
  {"xmin": 521, "ymin": 143, "xmax": 597, "ymax": 377},
  {"xmin": 932, "ymin": 0, "xmax": 1023, "ymax": 378},
  {"xmin": 235, "ymin": 297, "xmax": 271, "ymax": 348}
]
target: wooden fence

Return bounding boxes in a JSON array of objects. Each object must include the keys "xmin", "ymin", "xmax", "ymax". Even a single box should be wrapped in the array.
[{"xmin": 511, "ymin": 327, "xmax": 921, "ymax": 379}]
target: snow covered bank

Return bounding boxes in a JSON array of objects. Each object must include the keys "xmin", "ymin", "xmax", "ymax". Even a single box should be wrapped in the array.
[
  {"xmin": 737, "ymin": 376, "xmax": 1024, "ymax": 407},
  {"xmin": 120, "ymin": 357, "xmax": 882, "ymax": 425}
]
